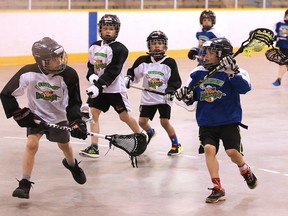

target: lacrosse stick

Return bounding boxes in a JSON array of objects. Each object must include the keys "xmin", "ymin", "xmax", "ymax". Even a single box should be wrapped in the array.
[
  {"xmin": 189, "ymin": 28, "xmax": 275, "ymax": 91},
  {"xmin": 34, "ymin": 120, "xmax": 147, "ymax": 168},
  {"xmin": 130, "ymin": 85, "xmax": 196, "ymax": 111},
  {"xmin": 265, "ymin": 48, "xmax": 288, "ymax": 65},
  {"xmin": 130, "ymin": 85, "xmax": 165, "ymax": 96}
]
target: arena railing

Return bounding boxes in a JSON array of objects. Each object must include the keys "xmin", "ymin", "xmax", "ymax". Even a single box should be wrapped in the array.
[{"xmin": 0, "ymin": 0, "xmax": 287, "ymax": 10}]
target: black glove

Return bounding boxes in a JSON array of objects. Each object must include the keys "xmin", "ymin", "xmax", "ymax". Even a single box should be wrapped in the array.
[
  {"xmin": 13, "ymin": 107, "xmax": 42, "ymax": 128},
  {"xmin": 69, "ymin": 119, "xmax": 88, "ymax": 140},
  {"xmin": 188, "ymin": 47, "xmax": 198, "ymax": 60}
]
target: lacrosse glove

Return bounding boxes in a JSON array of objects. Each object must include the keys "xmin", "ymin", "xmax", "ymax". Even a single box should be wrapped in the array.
[
  {"xmin": 12, "ymin": 107, "xmax": 42, "ymax": 128},
  {"xmin": 88, "ymin": 74, "xmax": 99, "ymax": 85},
  {"xmin": 188, "ymin": 47, "xmax": 199, "ymax": 60},
  {"xmin": 124, "ymin": 75, "xmax": 134, "ymax": 89},
  {"xmin": 69, "ymin": 119, "xmax": 87, "ymax": 140},
  {"xmin": 164, "ymin": 90, "xmax": 175, "ymax": 101},
  {"xmin": 175, "ymin": 87, "xmax": 194, "ymax": 105},
  {"xmin": 219, "ymin": 55, "xmax": 239, "ymax": 77}
]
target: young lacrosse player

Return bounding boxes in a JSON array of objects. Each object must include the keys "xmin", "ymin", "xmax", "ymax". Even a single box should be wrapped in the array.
[
  {"xmin": 81, "ymin": 14, "xmax": 141, "ymax": 158},
  {"xmin": 272, "ymin": 9, "xmax": 288, "ymax": 86},
  {"xmin": 175, "ymin": 38, "xmax": 258, "ymax": 203},
  {"xmin": 0, "ymin": 37, "xmax": 87, "ymax": 199},
  {"xmin": 188, "ymin": 10, "xmax": 223, "ymax": 63},
  {"xmin": 124, "ymin": 30, "xmax": 183, "ymax": 156}
]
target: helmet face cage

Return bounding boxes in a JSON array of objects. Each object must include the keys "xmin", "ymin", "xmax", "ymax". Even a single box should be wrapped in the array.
[
  {"xmin": 146, "ymin": 30, "xmax": 168, "ymax": 58},
  {"xmin": 200, "ymin": 10, "xmax": 216, "ymax": 30},
  {"xmin": 32, "ymin": 37, "xmax": 67, "ymax": 74},
  {"xmin": 98, "ymin": 14, "xmax": 121, "ymax": 43},
  {"xmin": 201, "ymin": 38, "xmax": 233, "ymax": 70}
]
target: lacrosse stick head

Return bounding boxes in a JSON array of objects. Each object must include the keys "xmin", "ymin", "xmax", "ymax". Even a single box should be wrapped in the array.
[
  {"xmin": 108, "ymin": 133, "xmax": 148, "ymax": 167},
  {"xmin": 265, "ymin": 48, "xmax": 288, "ymax": 65},
  {"xmin": 242, "ymin": 28, "xmax": 275, "ymax": 56}
]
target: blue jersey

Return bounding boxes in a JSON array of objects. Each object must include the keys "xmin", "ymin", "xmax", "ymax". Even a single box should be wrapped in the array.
[
  {"xmin": 275, "ymin": 20, "xmax": 288, "ymax": 49},
  {"xmin": 187, "ymin": 66, "xmax": 251, "ymax": 127},
  {"xmin": 196, "ymin": 27, "xmax": 222, "ymax": 47}
]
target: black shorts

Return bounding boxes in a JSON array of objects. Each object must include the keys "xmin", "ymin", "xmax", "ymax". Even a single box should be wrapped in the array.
[
  {"xmin": 27, "ymin": 121, "xmax": 70, "ymax": 143},
  {"xmin": 88, "ymin": 93, "xmax": 130, "ymax": 113},
  {"xmin": 199, "ymin": 124, "xmax": 243, "ymax": 154},
  {"xmin": 139, "ymin": 104, "xmax": 171, "ymax": 120}
]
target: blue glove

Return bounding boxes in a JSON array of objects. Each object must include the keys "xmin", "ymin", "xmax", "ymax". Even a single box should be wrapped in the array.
[{"xmin": 69, "ymin": 119, "xmax": 88, "ymax": 140}]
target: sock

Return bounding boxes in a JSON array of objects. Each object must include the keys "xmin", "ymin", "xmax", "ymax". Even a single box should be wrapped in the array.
[
  {"xmin": 147, "ymin": 128, "xmax": 154, "ymax": 137},
  {"xmin": 239, "ymin": 163, "xmax": 248, "ymax": 173},
  {"xmin": 22, "ymin": 174, "xmax": 31, "ymax": 181},
  {"xmin": 170, "ymin": 135, "xmax": 179, "ymax": 145},
  {"xmin": 67, "ymin": 159, "xmax": 76, "ymax": 167},
  {"xmin": 212, "ymin": 177, "xmax": 221, "ymax": 188},
  {"xmin": 91, "ymin": 143, "xmax": 98, "ymax": 149}
]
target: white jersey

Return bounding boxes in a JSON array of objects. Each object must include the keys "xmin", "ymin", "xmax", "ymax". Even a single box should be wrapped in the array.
[
  {"xmin": 127, "ymin": 55, "xmax": 182, "ymax": 106},
  {"xmin": 87, "ymin": 40, "xmax": 127, "ymax": 93}
]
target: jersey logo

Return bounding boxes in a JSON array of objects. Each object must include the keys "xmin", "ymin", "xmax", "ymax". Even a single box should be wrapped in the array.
[
  {"xmin": 200, "ymin": 85, "xmax": 226, "ymax": 102},
  {"xmin": 35, "ymin": 82, "xmax": 60, "ymax": 102},
  {"xmin": 94, "ymin": 59, "xmax": 106, "ymax": 72}
]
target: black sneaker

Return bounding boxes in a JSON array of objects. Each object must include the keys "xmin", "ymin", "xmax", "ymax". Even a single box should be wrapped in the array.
[
  {"xmin": 62, "ymin": 159, "xmax": 86, "ymax": 184},
  {"xmin": 12, "ymin": 179, "xmax": 34, "ymax": 199},
  {"xmin": 206, "ymin": 186, "xmax": 226, "ymax": 203},
  {"xmin": 79, "ymin": 145, "xmax": 100, "ymax": 158},
  {"xmin": 241, "ymin": 167, "xmax": 258, "ymax": 189},
  {"xmin": 167, "ymin": 144, "xmax": 183, "ymax": 156}
]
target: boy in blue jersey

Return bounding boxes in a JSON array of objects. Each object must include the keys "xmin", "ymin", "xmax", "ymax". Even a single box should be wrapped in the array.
[
  {"xmin": 272, "ymin": 9, "xmax": 288, "ymax": 86},
  {"xmin": 188, "ymin": 10, "xmax": 222, "ymax": 63},
  {"xmin": 176, "ymin": 38, "xmax": 258, "ymax": 203}
]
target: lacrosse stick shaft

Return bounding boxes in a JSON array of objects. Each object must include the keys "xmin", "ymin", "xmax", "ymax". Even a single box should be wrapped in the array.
[
  {"xmin": 34, "ymin": 120, "xmax": 106, "ymax": 139},
  {"xmin": 130, "ymin": 85, "xmax": 165, "ymax": 96}
]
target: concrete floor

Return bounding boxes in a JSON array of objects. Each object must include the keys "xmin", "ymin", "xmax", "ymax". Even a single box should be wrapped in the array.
[{"xmin": 0, "ymin": 54, "xmax": 288, "ymax": 216}]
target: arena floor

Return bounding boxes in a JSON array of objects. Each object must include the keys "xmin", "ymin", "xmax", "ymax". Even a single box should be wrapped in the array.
[{"xmin": 0, "ymin": 54, "xmax": 288, "ymax": 216}]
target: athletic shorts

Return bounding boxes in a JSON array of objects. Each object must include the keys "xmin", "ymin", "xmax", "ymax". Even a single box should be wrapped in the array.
[
  {"xmin": 139, "ymin": 104, "xmax": 171, "ymax": 120},
  {"xmin": 88, "ymin": 92, "xmax": 132, "ymax": 113},
  {"xmin": 279, "ymin": 48, "xmax": 288, "ymax": 57},
  {"xmin": 27, "ymin": 121, "xmax": 70, "ymax": 143},
  {"xmin": 199, "ymin": 123, "xmax": 243, "ymax": 154}
]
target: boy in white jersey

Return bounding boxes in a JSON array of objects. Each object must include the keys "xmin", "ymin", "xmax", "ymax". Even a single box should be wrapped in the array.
[
  {"xmin": 0, "ymin": 37, "xmax": 87, "ymax": 199},
  {"xmin": 81, "ymin": 14, "xmax": 141, "ymax": 158},
  {"xmin": 125, "ymin": 30, "xmax": 183, "ymax": 156}
]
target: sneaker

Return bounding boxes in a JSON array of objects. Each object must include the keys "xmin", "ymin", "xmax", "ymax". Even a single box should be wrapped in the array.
[
  {"xmin": 62, "ymin": 159, "xmax": 86, "ymax": 185},
  {"xmin": 272, "ymin": 78, "xmax": 281, "ymax": 86},
  {"xmin": 206, "ymin": 186, "xmax": 226, "ymax": 203},
  {"xmin": 12, "ymin": 179, "xmax": 34, "ymax": 199},
  {"xmin": 80, "ymin": 104, "xmax": 91, "ymax": 122},
  {"xmin": 79, "ymin": 145, "xmax": 100, "ymax": 158},
  {"xmin": 241, "ymin": 167, "xmax": 258, "ymax": 189},
  {"xmin": 167, "ymin": 144, "xmax": 183, "ymax": 156},
  {"xmin": 147, "ymin": 129, "xmax": 156, "ymax": 144}
]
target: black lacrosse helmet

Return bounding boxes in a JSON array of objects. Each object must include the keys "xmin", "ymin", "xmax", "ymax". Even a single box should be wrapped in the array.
[
  {"xmin": 32, "ymin": 37, "xmax": 67, "ymax": 75},
  {"xmin": 146, "ymin": 30, "xmax": 168, "ymax": 58},
  {"xmin": 201, "ymin": 37, "xmax": 233, "ymax": 70},
  {"xmin": 200, "ymin": 10, "xmax": 216, "ymax": 30},
  {"xmin": 98, "ymin": 14, "xmax": 121, "ymax": 43}
]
